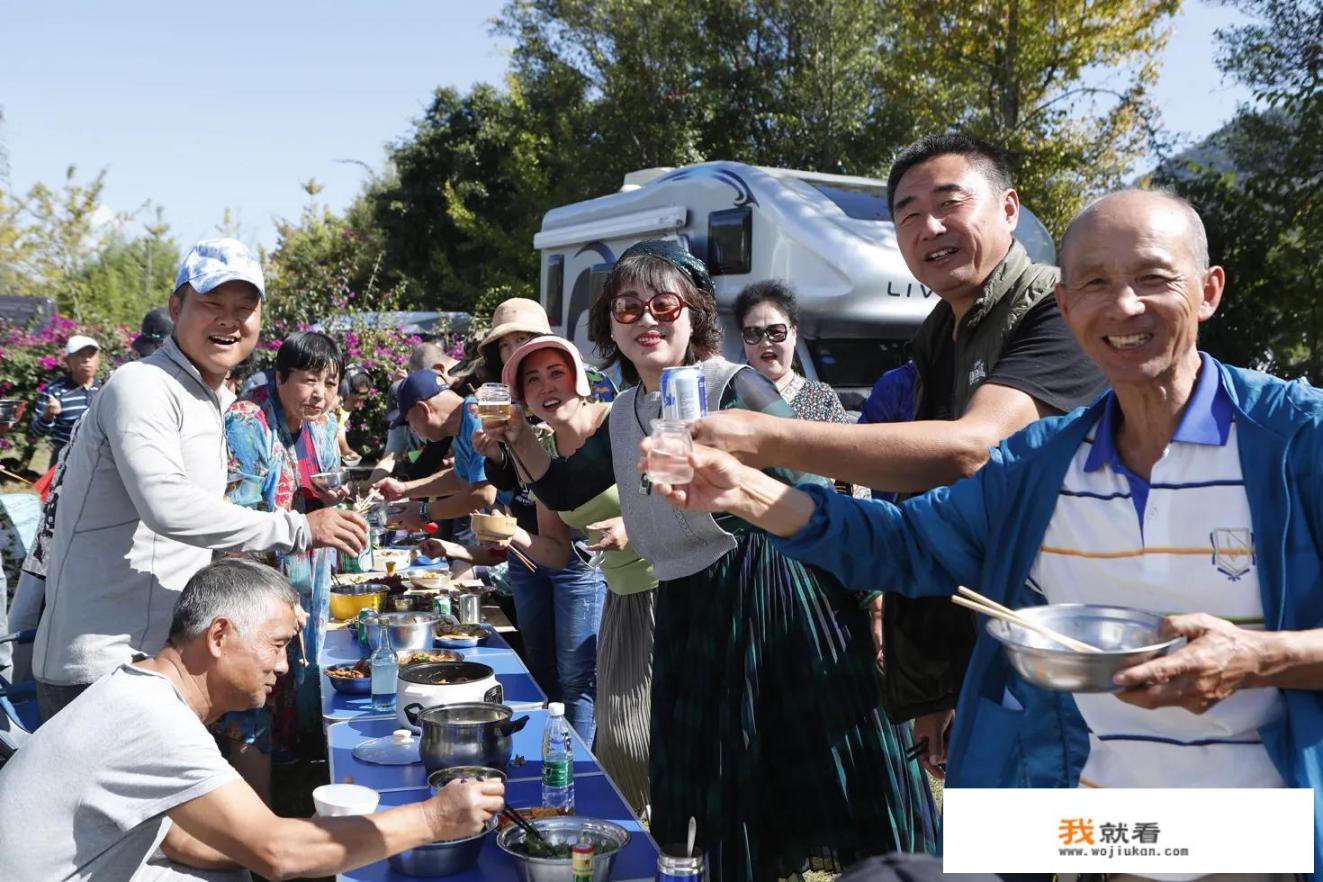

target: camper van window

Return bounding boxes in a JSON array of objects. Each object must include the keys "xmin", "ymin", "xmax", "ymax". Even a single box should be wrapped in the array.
[
  {"xmin": 589, "ymin": 263, "xmax": 612, "ymax": 302},
  {"xmin": 803, "ymin": 181, "xmax": 892, "ymax": 222},
  {"xmin": 708, "ymin": 206, "xmax": 752, "ymax": 276},
  {"xmin": 806, "ymin": 338, "xmax": 909, "ymax": 389},
  {"xmin": 545, "ymin": 255, "xmax": 565, "ymax": 328}
]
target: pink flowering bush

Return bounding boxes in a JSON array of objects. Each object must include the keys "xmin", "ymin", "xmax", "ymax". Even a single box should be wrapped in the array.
[{"xmin": 0, "ymin": 314, "xmax": 136, "ymax": 473}]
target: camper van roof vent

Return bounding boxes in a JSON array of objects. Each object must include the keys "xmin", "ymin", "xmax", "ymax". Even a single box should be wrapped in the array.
[{"xmin": 621, "ymin": 168, "xmax": 675, "ymax": 191}]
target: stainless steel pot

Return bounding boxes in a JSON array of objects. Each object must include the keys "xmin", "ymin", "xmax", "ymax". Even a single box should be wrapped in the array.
[
  {"xmin": 427, "ymin": 765, "xmax": 507, "ymax": 795},
  {"xmin": 378, "ymin": 611, "xmax": 442, "ymax": 652},
  {"xmin": 404, "ymin": 701, "xmax": 529, "ymax": 773}
]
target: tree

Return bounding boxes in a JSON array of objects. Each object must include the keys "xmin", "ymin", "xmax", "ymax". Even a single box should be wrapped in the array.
[
  {"xmin": 77, "ymin": 217, "xmax": 181, "ymax": 326},
  {"xmin": 1154, "ymin": 0, "xmax": 1323, "ymax": 381},
  {"xmin": 364, "ymin": 83, "xmax": 555, "ymax": 310},
  {"xmin": 498, "ymin": 0, "xmax": 1178, "ymax": 234}
]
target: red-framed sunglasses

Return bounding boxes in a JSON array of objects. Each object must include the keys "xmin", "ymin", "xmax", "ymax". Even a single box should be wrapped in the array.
[{"xmin": 610, "ymin": 292, "xmax": 688, "ymax": 324}]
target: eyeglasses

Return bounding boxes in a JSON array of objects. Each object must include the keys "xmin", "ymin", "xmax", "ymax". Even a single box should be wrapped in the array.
[
  {"xmin": 741, "ymin": 323, "xmax": 789, "ymax": 345},
  {"xmin": 610, "ymin": 292, "xmax": 687, "ymax": 324}
]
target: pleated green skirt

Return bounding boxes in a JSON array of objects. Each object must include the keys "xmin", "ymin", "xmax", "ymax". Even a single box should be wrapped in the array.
[{"xmin": 649, "ymin": 531, "xmax": 939, "ymax": 881}]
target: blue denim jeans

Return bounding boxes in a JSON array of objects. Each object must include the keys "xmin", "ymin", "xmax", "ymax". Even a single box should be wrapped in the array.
[{"xmin": 507, "ymin": 557, "xmax": 605, "ymax": 745}]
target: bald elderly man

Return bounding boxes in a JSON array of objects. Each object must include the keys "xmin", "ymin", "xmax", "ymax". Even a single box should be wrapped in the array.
[
  {"xmin": 647, "ymin": 190, "xmax": 1323, "ymax": 878},
  {"xmin": 0, "ymin": 559, "xmax": 503, "ymax": 881}
]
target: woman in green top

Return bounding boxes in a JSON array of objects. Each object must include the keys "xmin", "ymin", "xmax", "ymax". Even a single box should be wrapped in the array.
[{"xmin": 475, "ymin": 335, "xmax": 659, "ymax": 811}]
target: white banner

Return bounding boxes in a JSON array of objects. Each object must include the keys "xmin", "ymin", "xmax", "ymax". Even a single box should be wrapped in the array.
[{"xmin": 944, "ymin": 788, "xmax": 1315, "ymax": 875}]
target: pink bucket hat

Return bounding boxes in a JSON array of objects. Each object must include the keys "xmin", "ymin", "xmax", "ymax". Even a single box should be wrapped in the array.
[{"xmin": 502, "ymin": 336, "xmax": 592, "ymax": 401}]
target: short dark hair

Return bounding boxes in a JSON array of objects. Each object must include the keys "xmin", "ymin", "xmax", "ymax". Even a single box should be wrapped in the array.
[
  {"xmin": 339, "ymin": 365, "xmax": 372, "ymax": 401},
  {"xmin": 168, "ymin": 559, "xmax": 298, "ymax": 645},
  {"xmin": 734, "ymin": 280, "xmax": 800, "ymax": 330},
  {"xmin": 588, "ymin": 253, "xmax": 722, "ymax": 386},
  {"xmin": 886, "ymin": 133, "xmax": 1014, "ymax": 215},
  {"xmin": 274, "ymin": 331, "xmax": 344, "ymax": 383}
]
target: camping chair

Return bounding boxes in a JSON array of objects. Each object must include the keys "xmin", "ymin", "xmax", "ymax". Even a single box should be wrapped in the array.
[{"xmin": 0, "ymin": 628, "xmax": 39, "ymax": 766}]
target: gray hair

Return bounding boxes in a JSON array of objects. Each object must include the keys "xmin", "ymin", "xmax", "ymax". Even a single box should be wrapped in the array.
[
  {"xmin": 168, "ymin": 559, "xmax": 299, "ymax": 645},
  {"xmin": 1060, "ymin": 188, "xmax": 1210, "ymax": 283},
  {"xmin": 409, "ymin": 341, "xmax": 453, "ymax": 373}
]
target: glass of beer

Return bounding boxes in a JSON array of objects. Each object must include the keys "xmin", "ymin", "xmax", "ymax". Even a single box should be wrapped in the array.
[
  {"xmin": 647, "ymin": 419, "xmax": 694, "ymax": 485},
  {"xmin": 476, "ymin": 383, "xmax": 513, "ymax": 428}
]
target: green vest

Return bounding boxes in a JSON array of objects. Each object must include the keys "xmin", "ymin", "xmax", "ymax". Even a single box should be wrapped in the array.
[
  {"xmin": 910, "ymin": 240, "xmax": 1060, "ymax": 420},
  {"xmin": 882, "ymin": 240, "xmax": 1062, "ymax": 723}
]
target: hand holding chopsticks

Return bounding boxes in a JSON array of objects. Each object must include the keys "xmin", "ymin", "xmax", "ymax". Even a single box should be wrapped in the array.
[{"xmin": 951, "ymin": 586, "xmax": 1102, "ymax": 653}]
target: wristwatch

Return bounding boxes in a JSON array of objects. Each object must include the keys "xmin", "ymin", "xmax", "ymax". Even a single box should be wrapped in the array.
[{"xmin": 418, "ymin": 500, "xmax": 431, "ymax": 523}]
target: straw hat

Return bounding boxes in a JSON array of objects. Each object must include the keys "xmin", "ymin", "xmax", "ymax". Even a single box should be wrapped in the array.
[{"xmin": 479, "ymin": 298, "xmax": 551, "ymax": 351}]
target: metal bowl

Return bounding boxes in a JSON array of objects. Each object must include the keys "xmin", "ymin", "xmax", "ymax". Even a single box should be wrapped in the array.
[
  {"xmin": 427, "ymin": 765, "xmax": 507, "ymax": 795},
  {"xmin": 379, "ymin": 611, "xmax": 442, "ymax": 652},
  {"xmin": 325, "ymin": 663, "xmax": 372, "ymax": 694},
  {"xmin": 496, "ymin": 817, "xmax": 630, "ymax": 882},
  {"xmin": 986, "ymin": 604, "xmax": 1182, "ymax": 692},
  {"xmin": 389, "ymin": 816, "xmax": 497, "ymax": 877},
  {"xmin": 311, "ymin": 468, "xmax": 350, "ymax": 491}
]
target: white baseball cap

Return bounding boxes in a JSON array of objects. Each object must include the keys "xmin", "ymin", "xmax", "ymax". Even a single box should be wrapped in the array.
[
  {"xmin": 174, "ymin": 237, "xmax": 266, "ymax": 300},
  {"xmin": 64, "ymin": 335, "xmax": 100, "ymax": 356}
]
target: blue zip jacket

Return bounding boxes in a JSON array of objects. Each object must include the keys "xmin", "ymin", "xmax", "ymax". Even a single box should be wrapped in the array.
[{"xmin": 775, "ymin": 357, "xmax": 1323, "ymax": 876}]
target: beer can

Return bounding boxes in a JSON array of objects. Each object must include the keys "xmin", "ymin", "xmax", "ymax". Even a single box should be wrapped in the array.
[
  {"xmin": 657, "ymin": 850, "xmax": 704, "ymax": 881},
  {"xmin": 458, "ymin": 593, "xmax": 481, "ymax": 625},
  {"xmin": 432, "ymin": 592, "xmax": 453, "ymax": 618},
  {"xmin": 660, "ymin": 366, "xmax": 707, "ymax": 423}
]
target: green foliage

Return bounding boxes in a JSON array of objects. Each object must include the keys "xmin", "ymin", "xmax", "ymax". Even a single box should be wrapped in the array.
[
  {"xmin": 0, "ymin": 314, "xmax": 135, "ymax": 472},
  {"xmin": 497, "ymin": 0, "xmax": 1178, "ymax": 236},
  {"xmin": 1155, "ymin": 0, "xmax": 1323, "ymax": 381}
]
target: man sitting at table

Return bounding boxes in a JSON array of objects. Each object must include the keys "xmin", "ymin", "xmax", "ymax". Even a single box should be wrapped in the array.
[
  {"xmin": 648, "ymin": 190, "xmax": 1323, "ymax": 877},
  {"xmin": 0, "ymin": 558, "xmax": 503, "ymax": 881}
]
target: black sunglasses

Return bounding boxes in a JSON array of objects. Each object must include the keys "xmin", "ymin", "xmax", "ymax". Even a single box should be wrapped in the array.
[{"xmin": 741, "ymin": 323, "xmax": 789, "ymax": 345}]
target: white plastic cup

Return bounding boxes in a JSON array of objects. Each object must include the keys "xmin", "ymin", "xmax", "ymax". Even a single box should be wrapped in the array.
[{"xmin": 312, "ymin": 783, "xmax": 380, "ymax": 817}]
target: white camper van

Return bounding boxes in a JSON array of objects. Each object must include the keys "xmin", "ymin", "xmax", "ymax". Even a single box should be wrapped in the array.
[{"xmin": 533, "ymin": 160, "xmax": 1056, "ymax": 407}]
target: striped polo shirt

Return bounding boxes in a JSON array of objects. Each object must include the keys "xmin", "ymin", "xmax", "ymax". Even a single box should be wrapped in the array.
[
  {"xmin": 30, "ymin": 374, "xmax": 102, "ymax": 458},
  {"xmin": 1028, "ymin": 353, "xmax": 1285, "ymax": 791}
]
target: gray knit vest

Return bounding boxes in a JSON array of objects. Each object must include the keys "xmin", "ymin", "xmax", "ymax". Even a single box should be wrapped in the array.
[{"xmin": 611, "ymin": 358, "xmax": 746, "ymax": 581}]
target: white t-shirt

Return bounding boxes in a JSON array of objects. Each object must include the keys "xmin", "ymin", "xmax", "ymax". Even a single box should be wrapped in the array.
[{"xmin": 0, "ymin": 664, "xmax": 246, "ymax": 881}]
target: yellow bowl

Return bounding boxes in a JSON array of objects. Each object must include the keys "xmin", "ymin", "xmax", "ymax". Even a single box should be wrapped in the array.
[{"xmin": 329, "ymin": 586, "xmax": 387, "ymax": 621}]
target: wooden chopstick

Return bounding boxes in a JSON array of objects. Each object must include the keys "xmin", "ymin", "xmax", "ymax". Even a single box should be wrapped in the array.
[
  {"xmin": 951, "ymin": 594, "xmax": 1102, "ymax": 653},
  {"xmin": 0, "ymin": 466, "xmax": 33, "ymax": 486},
  {"xmin": 507, "ymin": 545, "xmax": 537, "ymax": 572}
]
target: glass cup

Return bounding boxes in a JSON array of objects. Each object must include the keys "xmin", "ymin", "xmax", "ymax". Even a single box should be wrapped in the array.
[
  {"xmin": 476, "ymin": 383, "xmax": 513, "ymax": 428},
  {"xmin": 647, "ymin": 419, "xmax": 694, "ymax": 485}
]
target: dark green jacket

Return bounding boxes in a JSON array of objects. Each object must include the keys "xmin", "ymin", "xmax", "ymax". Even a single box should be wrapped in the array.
[{"xmin": 882, "ymin": 240, "xmax": 1062, "ymax": 723}]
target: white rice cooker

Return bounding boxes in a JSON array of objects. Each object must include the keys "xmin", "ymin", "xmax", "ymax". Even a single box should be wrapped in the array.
[{"xmin": 397, "ymin": 661, "xmax": 503, "ymax": 730}]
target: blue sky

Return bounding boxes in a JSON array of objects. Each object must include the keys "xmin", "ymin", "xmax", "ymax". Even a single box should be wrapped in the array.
[{"xmin": 1, "ymin": 1, "xmax": 1251, "ymax": 253}]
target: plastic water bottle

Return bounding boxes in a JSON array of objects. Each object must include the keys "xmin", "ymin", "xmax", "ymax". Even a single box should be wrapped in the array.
[
  {"xmin": 541, "ymin": 702, "xmax": 574, "ymax": 813},
  {"xmin": 370, "ymin": 617, "xmax": 398, "ymax": 712}
]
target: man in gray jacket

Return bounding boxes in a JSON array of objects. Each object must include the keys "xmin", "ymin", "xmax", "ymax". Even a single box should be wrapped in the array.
[{"xmin": 33, "ymin": 238, "xmax": 368, "ymax": 720}]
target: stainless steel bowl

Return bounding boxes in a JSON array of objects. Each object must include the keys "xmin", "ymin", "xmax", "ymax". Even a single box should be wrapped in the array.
[
  {"xmin": 388, "ymin": 817, "xmax": 496, "ymax": 877},
  {"xmin": 325, "ymin": 663, "xmax": 372, "ymax": 694},
  {"xmin": 987, "ymin": 603, "xmax": 1182, "ymax": 692},
  {"xmin": 428, "ymin": 765, "xmax": 507, "ymax": 795},
  {"xmin": 311, "ymin": 468, "xmax": 350, "ymax": 491},
  {"xmin": 379, "ymin": 611, "xmax": 442, "ymax": 652},
  {"xmin": 496, "ymin": 817, "xmax": 630, "ymax": 882}
]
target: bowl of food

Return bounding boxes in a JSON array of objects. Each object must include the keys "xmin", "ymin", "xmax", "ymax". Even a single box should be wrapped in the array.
[
  {"xmin": 399, "ymin": 649, "xmax": 465, "ymax": 668},
  {"xmin": 389, "ymin": 817, "xmax": 497, "ymax": 877},
  {"xmin": 434, "ymin": 623, "xmax": 490, "ymax": 649},
  {"xmin": 329, "ymin": 583, "xmax": 388, "ymax": 621},
  {"xmin": 986, "ymin": 603, "xmax": 1182, "ymax": 692},
  {"xmin": 407, "ymin": 571, "xmax": 451, "ymax": 591},
  {"xmin": 495, "ymin": 805, "xmax": 571, "ymax": 831},
  {"xmin": 471, "ymin": 512, "xmax": 518, "ymax": 542},
  {"xmin": 427, "ymin": 765, "xmax": 506, "ymax": 795},
  {"xmin": 325, "ymin": 660, "xmax": 373, "ymax": 694},
  {"xmin": 496, "ymin": 816, "xmax": 630, "ymax": 881},
  {"xmin": 310, "ymin": 468, "xmax": 350, "ymax": 492}
]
